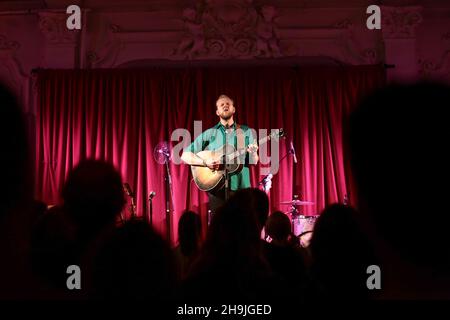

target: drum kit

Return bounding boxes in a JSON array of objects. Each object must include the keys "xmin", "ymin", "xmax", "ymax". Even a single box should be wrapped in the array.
[{"xmin": 280, "ymin": 196, "xmax": 319, "ymax": 248}]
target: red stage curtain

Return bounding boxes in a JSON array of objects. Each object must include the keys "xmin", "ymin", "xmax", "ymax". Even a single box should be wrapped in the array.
[{"xmin": 35, "ymin": 66, "xmax": 385, "ymax": 243}]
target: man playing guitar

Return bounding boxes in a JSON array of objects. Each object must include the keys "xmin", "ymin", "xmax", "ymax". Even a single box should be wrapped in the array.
[{"xmin": 181, "ymin": 94, "xmax": 259, "ymax": 213}]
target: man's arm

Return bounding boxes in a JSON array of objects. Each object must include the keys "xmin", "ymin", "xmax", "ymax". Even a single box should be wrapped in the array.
[
  {"xmin": 181, "ymin": 151, "xmax": 221, "ymax": 170},
  {"xmin": 181, "ymin": 129, "xmax": 206, "ymax": 166},
  {"xmin": 181, "ymin": 151, "xmax": 206, "ymax": 166},
  {"xmin": 181, "ymin": 129, "xmax": 220, "ymax": 169}
]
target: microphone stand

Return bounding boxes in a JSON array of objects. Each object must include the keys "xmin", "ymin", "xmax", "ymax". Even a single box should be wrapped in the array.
[
  {"xmin": 258, "ymin": 145, "xmax": 295, "ymax": 186},
  {"xmin": 224, "ymin": 161, "xmax": 229, "ymax": 201},
  {"xmin": 148, "ymin": 192, "xmax": 155, "ymax": 226},
  {"xmin": 164, "ymin": 155, "xmax": 175, "ymax": 243},
  {"xmin": 224, "ymin": 126, "xmax": 230, "ymax": 201},
  {"xmin": 130, "ymin": 196, "xmax": 137, "ymax": 219}
]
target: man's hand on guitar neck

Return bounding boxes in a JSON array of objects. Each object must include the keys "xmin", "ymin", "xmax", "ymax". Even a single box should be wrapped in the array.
[
  {"xmin": 247, "ymin": 143, "xmax": 259, "ymax": 164},
  {"xmin": 247, "ymin": 143, "xmax": 258, "ymax": 154}
]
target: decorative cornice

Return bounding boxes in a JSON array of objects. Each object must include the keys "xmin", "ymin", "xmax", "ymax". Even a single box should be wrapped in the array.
[
  {"xmin": 333, "ymin": 19, "xmax": 353, "ymax": 29},
  {"xmin": 381, "ymin": 6, "xmax": 423, "ymax": 39}
]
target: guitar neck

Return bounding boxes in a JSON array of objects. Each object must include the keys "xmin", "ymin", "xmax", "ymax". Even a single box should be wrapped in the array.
[{"xmin": 227, "ymin": 134, "xmax": 272, "ymax": 162}]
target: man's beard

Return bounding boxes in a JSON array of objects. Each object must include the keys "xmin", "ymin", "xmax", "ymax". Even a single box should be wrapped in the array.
[{"xmin": 220, "ymin": 112, "xmax": 233, "ymax": 120}]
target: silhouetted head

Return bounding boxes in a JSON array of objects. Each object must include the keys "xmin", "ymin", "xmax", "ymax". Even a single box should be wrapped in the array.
[
  {"xmin": 310, "ymin": 204, "xmax": 372, "ymax": 259},
  {"xmin": 178, "ymin": 210, "xmax": 202, "ymax": 257},
  {"xmin": 92, "ymin": 219, "xmax": 176, "ymax": 299},
  {"xmin": 265, "ymin": 211, "xmax": 291, "ymax": 242},
  {"xmin": 185, "ymin": 189, "xmax": 273, "ymax": 301},
  {"xmin": 205, "ymin": 189, "xmax": 268, "ymax": 258},
  {"xmin": 309, "ymin": 204, "xmax": 376, "ymax": 298},
  {"xmin": 0, "ymin": 83, "xmax": 31, "ymax": 217},
  {"xmin": 61, "ymin": 160, "xmax": 125, "ymax": 235},
  {"xmin": 229, "ymin": 188, "xmax": 270, "ymax": 232},
  {"xmin": 348, "ymin": 82, "xmax": 450, "ymax": 272},
  {"xmin": 30, "ymin": 205, "xmax": 77, "ymax": 289},
  {"xmin": 0, "ymin": 82, "xmax": 36, "ymax": 299}
]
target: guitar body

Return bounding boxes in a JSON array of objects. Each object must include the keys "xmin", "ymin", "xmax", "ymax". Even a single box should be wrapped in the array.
[{"xmin": 191, "ymin": 144, "xmax": 243, "ymax": 192}]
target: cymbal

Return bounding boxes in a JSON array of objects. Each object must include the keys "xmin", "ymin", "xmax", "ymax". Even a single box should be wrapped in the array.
[
  {"xmin": 291, "ymin": 214, "xmax": 320, "ymax": 218},
  {"xmin": 280, "ymin": 200, "xmax": 314, "ymax": 206}
]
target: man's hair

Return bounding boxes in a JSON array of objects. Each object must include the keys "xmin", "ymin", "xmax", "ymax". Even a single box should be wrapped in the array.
[{"xmin": 216, "ymin": 94, "xmax": 233, "ymax": 105}]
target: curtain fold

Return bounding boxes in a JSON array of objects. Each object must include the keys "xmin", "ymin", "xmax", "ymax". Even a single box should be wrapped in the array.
[{"xmin": 36, "ymin": 66, "xmax": 385, "ymax": 243}]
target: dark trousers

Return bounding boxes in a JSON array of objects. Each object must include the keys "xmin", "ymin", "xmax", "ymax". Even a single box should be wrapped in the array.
[{"xmin": 207, "ymin": 189, "xmax": 235, "ymax": 224}]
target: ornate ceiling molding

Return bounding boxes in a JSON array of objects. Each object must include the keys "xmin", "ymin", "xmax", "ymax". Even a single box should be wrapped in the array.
[
  {"xmin": 418, "ymin": 31, "xmax": 450, "ymax": 80},
  {"xmin": 418, "ymin": 52, "xmax": 450, "ymax": 77},
  {"xmin": 77, "ymin": 1, "xmax": 389, "ymax": 66},
  {"xmin": 330, "ymin": 18, "xmax": 383, "ymax": 65},
  {"xmin": 381, "ymin": 6, "xmax": 423, "ymax": 39},
  {"xmin": 172, "ymin": 0, "xmax": 282, "ymax": 59}
]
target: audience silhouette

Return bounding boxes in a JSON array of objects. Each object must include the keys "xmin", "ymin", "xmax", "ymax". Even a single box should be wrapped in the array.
[
  {"xmin": 91, "ymin": 219, "xmax": 177, "ymax": 300},
  {"xmin": 31, "ymin": 159, "xmax": 126, "ymax": 295},
  {"xmin": 308, "ymin": 204, "xmax": 377, "ymax": 300},
  {"xmin": 347, "ymin": 82, "xmax": 450, "ymax": 298},
  {"xmin": 61, "ymin": 159, "xmax": 125, "ymax": 240},
  {"xmin": 0, "ymin": 82, "xmax": 38, "ymax": 299},
  {"xmin": 173, "ymin": 210, "xmax": 202, "ymax": 280},
  {"xmin": 3, "ymin": 80, "xmax": 450, "ymax": 303},
  {"xmin": 182, "ymin": 188, "xmax": 278, "ymax": 302},
  {"xmin": 263, "ymin": 211, "xmax": 308, "ymax": 302}
]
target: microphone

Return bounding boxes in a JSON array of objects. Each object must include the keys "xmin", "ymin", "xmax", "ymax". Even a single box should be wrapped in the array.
[
  {"xmin": 158, "ymin": 149, "xmax": 170, "ymax": 157},
  {"xmin": 290, "ymin": 141, "xmax": 298, "ymax": 164},
  {"xmin": 123, "ymin": 183, "xmax": 134, "ymax": 197},
  {"xmin": 149, "ymin": 191, "xmax": 156, "ymax": 200}
]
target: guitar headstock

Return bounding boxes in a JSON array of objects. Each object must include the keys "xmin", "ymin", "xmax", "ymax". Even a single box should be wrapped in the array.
[{"xmin": 268, "ymin": 128, "xmax": 285, "ymax": 141}]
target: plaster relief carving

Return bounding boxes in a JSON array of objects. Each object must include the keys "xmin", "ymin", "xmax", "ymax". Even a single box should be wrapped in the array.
[
  {"xmin": 38, "ymin": 11, "xmax": 80, "ymax": 44},
  {"xmin": 0, "ymin": 35, "xmax": 27, "ymax": 107},
  {"xmin": 173, "ymin": 8, "xmax": 207, "ymax": 59},
  {"xmin": 0, "ymin": 35, "xmax": 20, "ymax": 51},
  {"xmin": 334, "ymin": 19, "xmax": 383, "ymax": 65},
  {"xmin": 418, "ymin": 31, "xmax": 450, "ymax": 80},
  {"xmin": 86, "ymin": 24, "xmax": 122, "ymax": 68},
  {"xmin": 172, "ymin": 0, "xmax": 281, "ymax": 59},
  {"xmin": 381, "ymin": 6, "xmax": 423, "ymax": 39}
]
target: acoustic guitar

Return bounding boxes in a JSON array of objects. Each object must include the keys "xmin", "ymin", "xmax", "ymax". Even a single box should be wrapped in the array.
[{"xmin": 191, "ymin": 128, "xmax": 284, "ymax": 192}]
